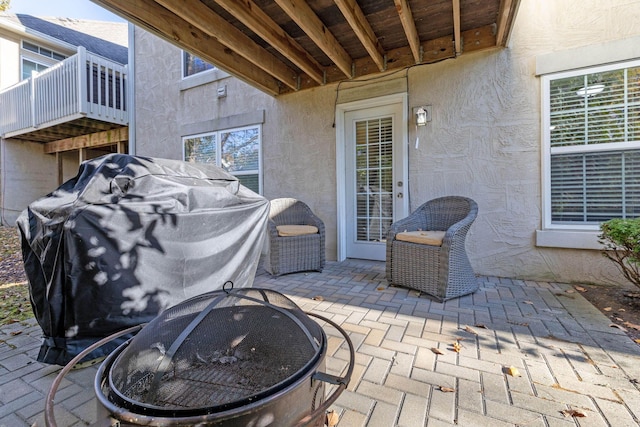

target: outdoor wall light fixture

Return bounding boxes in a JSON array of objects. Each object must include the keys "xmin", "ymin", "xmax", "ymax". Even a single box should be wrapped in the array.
[
  {"xmin": 414, "ymin": 105, "xmax": 432, "ymax": 126},
  {"xmin": 576, "ymin": 84, "xmax": 605, "ymax": 97},
  {"xmin": 416, "ymin": 107, "xmax": 428, "ymax": 126}
]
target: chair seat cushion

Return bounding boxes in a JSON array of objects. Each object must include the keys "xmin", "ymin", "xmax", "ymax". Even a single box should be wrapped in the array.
[
  {"xmin": 276, "ymin": 225, "xmax": 319, "ymax": 236},
  {"xmin": 396, "ymin": 230, "xmax": 446, "ymax": 246}
]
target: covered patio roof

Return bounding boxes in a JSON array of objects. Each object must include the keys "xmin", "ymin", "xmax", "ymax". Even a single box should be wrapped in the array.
[{"xmin": 91, "ymin": 0, "xmax": 521, "ymax": 96}]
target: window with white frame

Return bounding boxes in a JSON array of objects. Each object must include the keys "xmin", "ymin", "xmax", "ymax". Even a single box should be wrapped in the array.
[
  {"xmin": 542, "ymin": 60, "xmax": 640, "ymax": 229},
  {"xmin": 21, "ymin": 58, "xmax": 48, "ymax": 79},
  {"xmin": 182, "ymin": 51, "xmax": 215, "ymax": 78},
  {"xmin": 183, "ymin": 125, "xmax": 262, "ymax": 194},
  {"xmin": 21, "ymin": 41, "xmax": 67, "ymax": 80},
  {"xmin": 22, "ymin": 41, "xmax": 66, "ymax": 61}
]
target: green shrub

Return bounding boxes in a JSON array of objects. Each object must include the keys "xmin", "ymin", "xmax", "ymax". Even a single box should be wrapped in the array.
[{"xmin": 599, "ymin": 218, "xmax": 640, "ymax": 289}]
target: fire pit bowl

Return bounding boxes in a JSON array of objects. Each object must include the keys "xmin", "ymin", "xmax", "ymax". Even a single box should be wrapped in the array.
[{"xmin": 45, "ymin": 285, "xmax": 354, "ymax": 427}]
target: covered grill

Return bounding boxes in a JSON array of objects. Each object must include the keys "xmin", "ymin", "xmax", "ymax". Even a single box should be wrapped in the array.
[
  {"xmin": 45, "ymin": 286, "xmax": 354, "ymax": 427},
  {"xmin": 18, "ymin": 154, "xmax": 269, "ymax": 365}
]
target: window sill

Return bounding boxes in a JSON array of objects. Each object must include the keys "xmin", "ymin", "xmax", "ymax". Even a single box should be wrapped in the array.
[
  {"xmin": 535, "ymin": 229, "xmax": 603, "ymax": 250},
  {"xmin": 180, "ymin": 69, "xmax": 230, "ymax": 91}
]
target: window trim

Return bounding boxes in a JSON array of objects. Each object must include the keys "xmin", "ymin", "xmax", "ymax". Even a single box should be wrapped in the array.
[
  {"xmin": 182, "ymin": 124, "xmax": 263, "ymax": 195},
  {"xmin": 181, "ymin": 50, "xmax": 216, "ymax": 79},
  {"xmin": 21, "ymin": 40, "xmax": 67, "ymax": 61},
  {"xmin": 541, "ymin": 58, "xmax": 640, "ymax": 233}
]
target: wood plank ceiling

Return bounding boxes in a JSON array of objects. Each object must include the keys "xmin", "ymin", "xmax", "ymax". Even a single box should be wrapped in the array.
[{"xmin": 92, "ymin": 0, "xmax": 521, "ymax": 96}]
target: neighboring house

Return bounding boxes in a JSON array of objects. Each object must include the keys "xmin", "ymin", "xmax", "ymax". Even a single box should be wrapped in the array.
[
  {"xmin": 126, "ymin": 0, "xmax": 640, "ymax": 285},
  {"xmin": 0, "ymin": 14, "xmax": 129, "ymax": 223}
]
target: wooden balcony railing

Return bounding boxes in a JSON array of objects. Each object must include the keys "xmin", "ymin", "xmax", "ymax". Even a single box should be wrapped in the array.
[{"xmin": 0, "ymin": 47, "xmax": 128, "ymax": 139}]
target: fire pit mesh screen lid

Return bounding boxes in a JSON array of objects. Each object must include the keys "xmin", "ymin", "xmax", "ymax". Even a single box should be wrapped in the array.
[{"xmin": 107, "ymin": 288, "xmax": 324, "ymax": 413}]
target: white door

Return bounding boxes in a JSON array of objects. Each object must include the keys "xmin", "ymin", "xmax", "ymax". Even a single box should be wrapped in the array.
[{"xmin": 339, "ymin": 97, "xmax": 408, "ymax": 261}]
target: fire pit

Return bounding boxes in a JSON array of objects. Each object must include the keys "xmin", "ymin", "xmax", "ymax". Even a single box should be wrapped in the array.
[{"xmin": 45, "ymin": 285, "xmax": 354, "ymax": 427}]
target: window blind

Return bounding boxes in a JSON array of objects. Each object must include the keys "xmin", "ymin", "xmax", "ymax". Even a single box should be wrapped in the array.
[{"xmin": 547, "ymin": 63, "xmax": 640, "ymax": 224}]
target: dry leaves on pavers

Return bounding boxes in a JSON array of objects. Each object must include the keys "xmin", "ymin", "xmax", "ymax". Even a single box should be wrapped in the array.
[
  {"xmin": 312, "ymin": 296, "xmax": 325, "ymax": 301},
  {"xmin": 451, "ymin": 340, "xmax": 463, "ymax": 353},
  {"xmin": 504, "ymin": 366, "xmax": 521, "ymax": 377},
  {"xmin": 326, "ymin": 410, "xmax": 339, "ymax": 427},
  {"xmin": 610, "ymin": 323, "xmax": 628, "ymax": 332},
  {"xmin": 575, "ymin": 286, "xmax": 587, "ymax": 292},
  {"xmin": 438, "ymin": 386, "xmax": 455, "ymax": 393},
  {"xmin": 431, "ymin": 347, "xmax": 445, "ymax": 355},
  {"xmin": 463, "ymin": 325, "xmax": 478, "ymax": 335},
  {"xmin": 560, "ymin": 409, "xmax": 586, "ymax": 418}
]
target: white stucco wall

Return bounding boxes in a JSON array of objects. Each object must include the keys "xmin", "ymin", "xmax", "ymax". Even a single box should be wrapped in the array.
[
  {"xmin": 133, "ymin": 0, "xmax": 640, "ymax": 285},
  {"xmin": 0, "ymin": 139, "xmax": 63, "ymax": 225}
]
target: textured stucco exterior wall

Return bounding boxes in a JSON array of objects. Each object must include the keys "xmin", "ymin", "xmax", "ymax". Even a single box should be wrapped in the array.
[
  {"xmin": 133, "ymin": 28, "xmax": 340, "ymax": 260},
  {"xmin": 0, "ymin": 140, "xmax": 61, "ymax": 225},
  {"xmin": 132, "ymin": 0, "xmax": 640, "ymax": 284},
  {"xmin": 400, "ymin": 0, "xmax": 640, "ymax": 284}
]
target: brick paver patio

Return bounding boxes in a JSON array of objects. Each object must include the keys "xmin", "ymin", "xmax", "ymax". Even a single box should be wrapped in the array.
[{"xmin": 1, "ymin": 259, "xmax": 640, "ymax": 426}]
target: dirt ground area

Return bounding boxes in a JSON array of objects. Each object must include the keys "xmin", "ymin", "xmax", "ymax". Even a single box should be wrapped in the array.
[{"xmin": 577, "ymin": 281, "xmax": 640, "ymax": 343}]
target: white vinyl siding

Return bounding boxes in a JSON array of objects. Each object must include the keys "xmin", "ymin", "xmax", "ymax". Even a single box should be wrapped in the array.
[{"xmin": 543, "ymin": 60, "xmax": 640, "ymax": 229}]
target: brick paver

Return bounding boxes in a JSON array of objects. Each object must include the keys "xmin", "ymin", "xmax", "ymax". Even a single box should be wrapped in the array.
[{"xmin": 1, "ymin": 259, "xmax": 639, "ymax": 426}]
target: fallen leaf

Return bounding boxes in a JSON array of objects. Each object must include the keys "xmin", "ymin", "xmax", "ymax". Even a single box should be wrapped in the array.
[
  {"xmin": 609, "ymin": 323, "xmax": 628, "ymax": 332},
  {"xmin": 575, "ymin": 286, "xmax": 587, "ymax": 292},
  {"xmin": 507, "ymin": 320, "xmax": 529, "ymax": 327},
  {"xmin": 560, "ymin": 409, "xmax": 586, "ymax": 418},
  {"xmin": 474, "ymin": 324, "xmax": 487, "ymax": 329},
  {"xmin": 505, "ymin": 366, "xmax": 521, "ymax": 377},
  {"xmin": 312, "ymin": 295, "xmax": 325, "ymax": 301},
  {"xmin": 603, "ymin": 307, "xmax": 612, "ymax": 311},
  {"xmin": 452, "ymin": 342, "xmax": 462, "ymax": 353},
  {"xmin": 566, "ymin": 289, "xmax": 575, "ymax": 294},
  {"xmin": 464, "ymin": 326, "xmax": 478, "ymax": 335},
  {"xmin": 622, "ymin": 321, "xmax": 640, "ymax": 331},
  {"xmin": 431, "ymin": 347, "xmax": 444, "ymax": 355},
  {"xmin": 618, "ymin": 308, "xmax": 626, "ymax": 312},
  {"xmin": 439, "ymin": 386, "xmax": 455, "ymax": 392},
  {"xmin": 376, "ymin": 287, "xmax": 385, "ymax": 291},
  {"xmin": 326, "ymin": 410, "xmax": 340, "ymax": 427},
  {"xmin": 634, "ymin": 339, "xmax": 640, "ymax": 344},
  {"xmin": 9, "ymin": 330, "xmax": 22, "ymax": 336}
]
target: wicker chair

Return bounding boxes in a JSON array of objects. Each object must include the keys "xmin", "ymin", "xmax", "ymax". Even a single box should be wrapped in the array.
[
  {"xmin": 266, "ymin": 198, "xmax": 325, "ymax": 276},
  {"xmin": 386, "ymin": 196, "xmax": 478, "ymax": 301}
]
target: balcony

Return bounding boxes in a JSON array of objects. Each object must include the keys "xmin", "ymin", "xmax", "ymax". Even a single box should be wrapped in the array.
[{"xmin": 0, "ymin": 47, "xmax": 128, "ymax": 143}]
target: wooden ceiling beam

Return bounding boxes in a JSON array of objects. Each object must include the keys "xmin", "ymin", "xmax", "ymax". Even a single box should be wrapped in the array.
[
  {"xmin": 452, "ymin": 0, "xmax": 461, "ymax": 56},
  {"xmin": 155, "ymin": 0, "xmax": 299, "ymax": 90},
  {"xmin": 274, "ymin": 0, "xmax": 353, "ymax": 78},
  {"xmin": 213, "ymin": 0, "xmax": 325, "ymax": 85},
  {"xmin": 496, "ymin": 0, "xmax": 521, "ymax": 46},
  {"xmin": 334, "ymin": 0, "xmax": 386, "ymax": 71},
  {"xmin": 322, "ymin": 24, "xmax": 496, "ymax": 84},
  {"xmin": 44, "ymin": 127, "xmax": 128, "ymax": 154},
  {"xmin": 92, "ymin": 0, "xmax": 283, "ymax": 95},
  {"xmin": 393, "ymin": 0, "xmax": 421, "ymax": 63}
]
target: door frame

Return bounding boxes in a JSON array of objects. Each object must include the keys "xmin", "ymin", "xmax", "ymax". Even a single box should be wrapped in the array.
[{"xmin": 335, "ymin": 93, "xmax": 409, "ymax": 261}]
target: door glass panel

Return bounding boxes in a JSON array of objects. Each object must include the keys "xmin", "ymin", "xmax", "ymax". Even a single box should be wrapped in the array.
[{"xmin": 354, "ymin": 117, "xmax": 393, "ymax": 242}]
